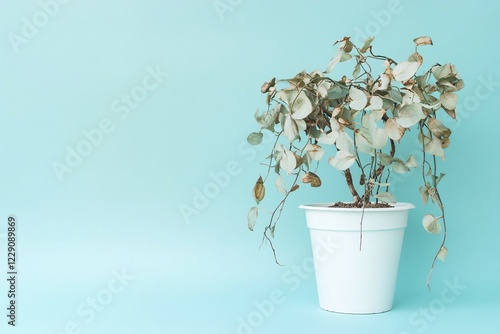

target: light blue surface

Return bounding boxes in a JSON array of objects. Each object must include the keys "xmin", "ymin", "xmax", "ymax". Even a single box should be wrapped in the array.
[{"xmin": 1, "ymin": 0, "xmax": 499, "ymax": 333}]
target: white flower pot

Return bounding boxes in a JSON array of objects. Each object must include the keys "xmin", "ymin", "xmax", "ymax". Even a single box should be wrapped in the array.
[{"xmin": 299, "ymin": 202, "xmax": 414, "ymax": 314}]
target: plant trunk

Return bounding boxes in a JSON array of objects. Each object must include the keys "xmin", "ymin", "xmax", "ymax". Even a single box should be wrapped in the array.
[{"xmin": 344, "ymin": 168, "xmax": 362, "ymax": 206}]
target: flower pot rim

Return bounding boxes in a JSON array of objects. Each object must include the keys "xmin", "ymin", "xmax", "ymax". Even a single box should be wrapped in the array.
[{"xmin": 299, "ymin": 202, "xmax": 415, "ymax": 212}]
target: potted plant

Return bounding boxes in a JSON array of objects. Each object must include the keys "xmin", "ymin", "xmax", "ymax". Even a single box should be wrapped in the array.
[{"xmin": 246, "ymin": 36, "xmax": 464, "ymax": 314}]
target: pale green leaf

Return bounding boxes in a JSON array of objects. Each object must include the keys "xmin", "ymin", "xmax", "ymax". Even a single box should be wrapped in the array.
[
  {"xmin": 422, "ymin": 214, "xmax": 442, "ymax": 235},
  {"xmin": 431, "ymin": 173, "xmax": 446, "ymax": 187},
  {"xmin": 317, "ymin": 130, "xmax": 338, "ymax": 145},
  {"xmin": 247, "ymin": 207, "xmax": 258, "ymax": 231},
  {"xmin": 349, "ymin": 87, "xmax": 368, "ymax": 110},
  {"xmin": 283, "ymin": 115, "xmax": 299, "ymax": 142},
  {"xmin": 385, "ymin": 118, "xmax": 405, "ymax": 141},
  {"xmin": 280, "ymin": 149, "xmax": 297, "ymax": 175},
  {"xmin": 374, "ymin": 73, "xmax": 391, "ymax": 91},
  {"xmin": 328, "ymin": 84, "xmax": 349, "ymax": 100},
  {"xmin": 336, "ymin": 131, "xmax": 354, "ymax": 151},
  {"xmin": 326, "ymin": 50, "xmax": 342, "ymax": 73},
  {"xmin": 424, "ymin": 137, "xmax": 445, "ymax": 159},
  {"xmin": 419, "ymin": 186, "xmax": 429, "ymax": 205},
  {"xmin": 247, "ymin": 132, "xmax": 263, "ymax": 145},
  {"xmin": 355, "ymin": 131, "xmax": 374, "ymax": 155},
  {"xmin": 432, "ymin": 64, "xmax": 455, "ymax": 80},
  {"xmin": 393, "ymin": 159, "xmax": 410, "ymax": 173},
  {"xmin": 387, "ymin": 88, "xmax": 403, "ymax": 103},
  {"xmin": 275, "ymin": 175, "xmax": 286, "ymax": 195},
  {"xmin": 378, "ymin": 152, "xmax": 394, "ymax": 166},
  {"xmin": 393, "ymin": 61, "xmax": 420, "ymax": 82},
  {"xmin": 440, "ymin": 92, "xmax": 458, "ymax": 111},
  {"xmin": 366, "ymin": 96, "xmax": 384, "ymax": 110},
  {"xmin": 437, "ymin": 246, "xmax": 448, "ymax": 262},
  {"xmin": 328, "ymin": 151, "xmax": 356, "ymax": 170},
  {"xmin": 276, "ymin": 90, "xmax": 313, "ymax": 120},
  {"xmin": 375, "ymin": 192, "xmax": 396, "ymax": 203},
  {"xmin": 254, "ymin": 108, "xmax": 276, "ymax": 129},
  {"xmin": 396, "ymin": 103, "xmax": 425, "ymax": 128},
  {"xmin": 305, "ymin": 144, "xmax": 326, "ymax": 161},
  {"xmin": 373, "ymin": 127, "xmax": 388, "ymax": 149},
  {"xmin": 360, "ymin": 36, "xmax": 375, "ymax": 53},
  {"xmin": 405, "ymin": 155, "xmax": 418, "ymax": 168}
]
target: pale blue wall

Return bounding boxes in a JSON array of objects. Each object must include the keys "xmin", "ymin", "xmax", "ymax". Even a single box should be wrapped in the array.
[{"xmin": 0, "ymin": 0, "xmax": 498, "ymax": 333}]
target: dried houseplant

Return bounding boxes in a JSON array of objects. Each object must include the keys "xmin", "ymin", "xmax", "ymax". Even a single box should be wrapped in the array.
[{"xmin": 247, "ymin": 36, "xmax": 464, "ymax": 288}]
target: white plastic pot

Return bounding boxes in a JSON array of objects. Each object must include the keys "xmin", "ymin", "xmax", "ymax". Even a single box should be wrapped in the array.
[{"xmin": 299, "ymin": 202, "xmax": 414, "ymax": 314}]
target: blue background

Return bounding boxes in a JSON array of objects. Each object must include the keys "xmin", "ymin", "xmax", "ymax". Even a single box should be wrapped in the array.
[{"xmin": 1, "ymin": 0, "xmax": 499, "ymax": 333}]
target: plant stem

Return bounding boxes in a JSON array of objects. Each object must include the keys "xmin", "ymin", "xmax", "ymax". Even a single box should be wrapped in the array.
[{"xmin": 344, "ymin": 168, "xmax": 361, "ymax": 205}]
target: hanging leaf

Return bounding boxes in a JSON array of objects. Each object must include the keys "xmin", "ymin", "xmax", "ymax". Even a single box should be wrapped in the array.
[
  {"xmin": 424, "ymin": 137, "xmax": 445, "ymax": 159},
  {"xmin": 366, "ymin": 96, "xmax": 384, "ymax": 110},
  {"xmin": 252, "ymin": 176, "xmax": 265, "ymax": 204},
  {"xmin": 432, "ymin": 64, "xmax": 454, "ymax": 80},
  {"xmin": 431, "ymin": 173, "xmax": 446, "ymax": 187},
  {"xmin": 373, "ymin": 127, "xmax": 389, "ymax": 149},
  {"xmin": 326, "ymin": 50, "xmax": 342, "ymax": 73},
  {"xmin": 405, "ymin": 155, "xmax": 418, "ymax": 168},
  {"xmin": 419, "ymin": 186, "xmax": 429, "ymax": 205},
  {"xmin": 374, "ymin": 192, "xmax": 396, "ymax": 203},
  {"xmin": 247, "ymin": 207, "xmax": 259, "ymax": 231},
  {"xmin": 374, "ymin": 73, "xmax": 392, "ymax": 91},
  {"xmin": 283, "ymin": 115, "xmax": 299, "ymax": 142},
  {"xmin": 393, "ymin": 159, "xmax": 410, "ymax": 174},
  {"xmin": 393, "ymin": 61, "xmax": 421, "ymax": 82},
  {"xmin": 317, "ymin": 130, "xmax": 338, "ymax": 145},
  {"xmin": 280, "ymin": 149, "xmax": 297, "ymax": 175},
  {"xmin": 254, "ymin": 108, "xmax": 276, "ymax": 130},
  {"xmin": 275, "ymin": 175, "xmax": 287, "ymax": 195},
  {"xmin": 385, "ymin": 118, "xmax": 405, "ymax": 141},
  {"xmin": 247, "ymin": 132, "xmax": 263, "ymax": 145},
  {"xmin": 428, "ymin": 118, "xmax": 451, "ymax": 139},
  {"xmin": 378, "ymin": 152, "xmax": 394, "ymax": 166},
  {"xmin": 355, "ymin": 130, "xmax": 374, "ymax": 156},
  {"xmin": 422, "ymin": 214, "xmax": 442, "ymax": 234},
  {"xmin": 413, "ymin": 36, "xmax": 433, "ymax": 46},
  {"xmin": 396, "ymin": 103, "xmax": 425, "ymax": 128},
  {"xmin": 437, "ymin": 246, "xmax": 448, "ymax": 262},
  {"xmin": 360, "ymin": 36, "xmax": 375, "ymax": 53},
  {"xmin": 440, "ymin": 92, "xmax": 458, "ymax": 119},
  {"xmin": 276, "ymin": 90, "xmax": 314, "ymax": 120},
  {"xmin": 408, "ymin": 52, "xmax": 423, "ymax": 63},
  {"xmin": 328, "ymin": 151, "xmax": 356, "ymax": 170},
  {"xmin": 348, "ymin": 87, "xmax": 368, "ymax": 110},
  {"xmin": 336, "ymin": 131, "xmax": 354, "ymax": 151},
  {"xmin": 305, "ymin": 144, "xmax": 326, "ymax": 161},
  {"xmin": 301, "ymin": 172, "xmax": 322, "ymax": 187}
]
